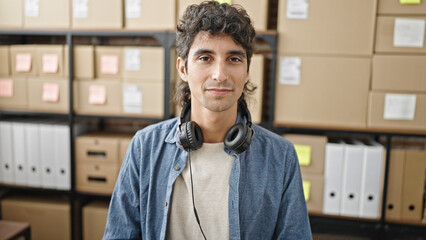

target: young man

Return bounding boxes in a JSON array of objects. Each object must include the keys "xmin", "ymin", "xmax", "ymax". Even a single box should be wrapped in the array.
[{"xmin": 103, "ymin": 1, "xmax": 312, "ymax": 239}]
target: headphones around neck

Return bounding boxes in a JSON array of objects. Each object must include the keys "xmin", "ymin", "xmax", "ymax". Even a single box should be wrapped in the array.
[{"xmin": 178, "ymin": 99, "xmax": 255, "ymax": 154}]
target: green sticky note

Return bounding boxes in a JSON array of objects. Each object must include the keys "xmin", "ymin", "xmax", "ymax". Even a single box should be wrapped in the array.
[
  {"xmin": 302, "ymin": 181, "xmax": 311, "ymax": 201},
  {"xmin": 294, "ymin": 144, "xmax": 312, "ymax": 166},
  {"xmin": 400, "ymin": 0, "xmax": 421, "ymax": 4},
  {"xmin": 215, "ymin": 0, "xmax": 232, "ymax": 4}
]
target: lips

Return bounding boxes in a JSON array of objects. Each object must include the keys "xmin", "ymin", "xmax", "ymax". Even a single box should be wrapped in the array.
[{"xmin": 206, "ymin": 88, "xmax": 232, "ymax": 95}]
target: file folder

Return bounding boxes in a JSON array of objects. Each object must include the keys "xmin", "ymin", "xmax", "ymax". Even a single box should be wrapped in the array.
[
  {"xmin": 385, "ymin": 149, "xmax": 405, "ymax": 220},
  {"xmin": 26, "ymin": 122, "xmax": 42, "ymax": 187},
  {"xmin": 55, "ymin": 124, "xmax": 71, "ymax": 190},
  {"xmin": 12, "ymin": 121, "xmax": 27, "ymax": 186},
  {"xmin": 0, "ymin": 121, "xmax": 14, "ymax": 184},
  {"xmin": 40, "ymin": 123, "xmax": 57, "ymax": 189}
]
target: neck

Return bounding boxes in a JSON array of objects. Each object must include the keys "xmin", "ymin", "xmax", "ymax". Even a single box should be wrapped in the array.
[{"xmin": 190, "ymin": 102, "xmax": 238, "ymax": 143}]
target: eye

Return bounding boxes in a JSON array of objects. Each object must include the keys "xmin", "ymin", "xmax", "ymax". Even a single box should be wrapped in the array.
[
  {"xmin": 229, "ymin": 57, "xmax": 242, "ymax": 63},
  {"xmin": 198, "ymin": 56, "xmax": 210, "ymax": 62}
]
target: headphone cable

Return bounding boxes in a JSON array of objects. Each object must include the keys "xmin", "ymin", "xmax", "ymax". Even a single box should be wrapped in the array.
[{"xmin": 188, "ymin": 151, "xmax": 208, "ymax": 240}]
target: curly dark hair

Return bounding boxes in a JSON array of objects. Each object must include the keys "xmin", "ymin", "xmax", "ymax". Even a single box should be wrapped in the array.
[{"xmin": 174, "ymin": 1, "xmax": 257, "ymax": 107}]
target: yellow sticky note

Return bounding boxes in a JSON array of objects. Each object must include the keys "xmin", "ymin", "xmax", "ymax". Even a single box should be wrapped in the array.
[
  {"xmin": 400, "ymin": 0, "xmax": 421, "ymax": 4},
  {"xmin": 302, "ymin": 181, "xmax": 311, "ymax": 201},
  {"xmin": 294, "ymin": 144, "xmax": 312, "ymax": 166},
  {"xmin": 215, "ymin": 0, "xmax": 232, "ymax": 4}
]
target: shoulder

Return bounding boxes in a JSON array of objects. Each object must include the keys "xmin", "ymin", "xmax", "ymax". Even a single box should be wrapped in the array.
[{"xmin": 251, "ymin": 124, "xmax": 294, "ymax": 151}]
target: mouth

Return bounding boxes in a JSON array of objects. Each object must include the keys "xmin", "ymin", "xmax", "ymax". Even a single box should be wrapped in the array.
[{"xmin": 206, "ymin": 88, "xmax": 233, "ymax": 95}]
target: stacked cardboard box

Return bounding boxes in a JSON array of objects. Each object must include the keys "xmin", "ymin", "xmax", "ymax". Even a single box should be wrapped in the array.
[
  {"xmin": 83, "ymin": 201, "xmax": 110, "ymax": 240},
  {"xmin": 370, "ymin": 1, "xmax": 426, "ymax": 132},
  {"xmin": 274, "ymin": 0, "xmax": 376, "ymax": 129}
]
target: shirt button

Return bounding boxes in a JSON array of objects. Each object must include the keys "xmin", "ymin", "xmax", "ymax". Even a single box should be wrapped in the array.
[
  {"xmin": 165, "ymin": 202, "xmax": 168, "ymax": 207},
  {"xmin": 174, "ymin": 166, "xmax": 180, "ymax": 171}
]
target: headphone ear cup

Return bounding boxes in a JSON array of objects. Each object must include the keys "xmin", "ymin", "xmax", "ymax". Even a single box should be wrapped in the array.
[
  {"xmin": 179, "ymin": 121, "xmax": 203, "ymax": 151},
  {"xmin": 224, "ymin": 123, "xmax": 254, "ymax": 154}
]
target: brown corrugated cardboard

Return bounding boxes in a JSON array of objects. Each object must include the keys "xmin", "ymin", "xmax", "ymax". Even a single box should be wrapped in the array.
[
  {"xmin": 76, "ymin": 162, "xmax": 119, "ymax": 194},
  {"xmin": 277, "ymin": 0, "xmax": 377, "ymax": 56},
  {"xmin": 24, "ymin": 0, "xmax": 70, "ymax": 29},
  {"xmin": 0, "ymin": 46, "xmax": 10, "ymax": 75},
  {"xmin": 247, "ymin": 54, "xmax": 264, "ymax": 124},
  {"xmin": 120, "ymin": 137, "xmax": 132, "ymax": 165},
  {"xmin": 27, "ymin": 78, "xmax": 69, "ymax": 113},
  {"xmin": 373, "ymin": 55, "xmax": 426, "ymax": 93},
  {"xmin": 274, "ymin": 56, "xmax": 370, "ymax": 129},
  {"xmin": 95, "ymin": 46, "xmax": 123, "ymax": 79},
  {"xmin": 83, "ymin": 201, "xmax": 109, "ymax": 240},
  {"xmin": 385, "ymin": 149, "xmax": 405, "ymax": 221},
  {"xmin": 74, "ymin": 45, "xmax": 95, "ymax": 80},
  {"xmin": 36, "ymin": 45, "xmax": 65, "ymax": 77},
  {"xmin": 401, "ymin": 150, "xmax": 426, "ymax": 221},
  {"xmin": 1, "ymin": 196, "xmax": 70, "ymax": 240},
  {"xmin": 283, "ymin": 134, "xmax": 327, "ymax": 174},
  {"xmin": 378, "ymin": 0, "xmax": 426, "ymax": 15},
  {"xmin": 10, "ymin": 45, "xmax": 38, "ymax": 76},
  {"xmin": 375, "ymin": 16, "xmax": 426, "ymax": 54},
  {"xmin": 72, "ymin": 0, "xmax": 123, "ymax": 29},
  {"xmin": 125, "ymin": 0, "xmax": 176, "ymax": 30},
  {"xmin": 368, "ymin": 91, "xmax": 426, "ymax": 131},
  {"xmin": 177, "ymin": 0, "xmax": 269, "ymax": 31},
  {"xmin": 122, "ymin": 46, "xmax": 164, "ymax": 80},
  {"xmin": 73, "ymin": 79, "xmax": 121, "ymax": 115},
  {"xmin": 0, "ymin": 77, "xmax": 27, "ymax": 110},
  {"xmin": 301, "ymin": 172, "xmax": 324, "ymax": 214},
  {"xmin": 122, "ymin": 79, "xmax": 164, "ymax": 118},
  {"xmin": 75, "ymin": 134, "xmax": 121, "ymax": 164},
  {"xmin": 0, "ymin": 0, "xmax": 23, "ymax": 28}
]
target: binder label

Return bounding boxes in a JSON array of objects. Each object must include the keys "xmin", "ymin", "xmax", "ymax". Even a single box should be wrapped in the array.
[
  {"xmin": 384, "ymin": 94, "xmax": 416, "ymax": 120},
  {"xmin": 393, "ymin": 18, "xmax": 425, "ymax": 48},
  {"xmin": 287, "ymin": 0, "xmax": 309, "ymax": 19}
]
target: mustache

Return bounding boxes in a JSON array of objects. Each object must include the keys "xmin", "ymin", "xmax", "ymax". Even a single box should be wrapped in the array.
[{"xmin": 202, "ymin": 81, "xmax": 235, "ymax": 90}]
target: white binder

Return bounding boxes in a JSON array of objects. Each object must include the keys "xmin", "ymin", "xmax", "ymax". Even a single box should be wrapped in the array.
[
  {"xmin": 322, "ymin": 141, "xmax": 345, "ymax": 215},
  {"xmin": 40, "ymin": 122, "xmax": 57, "ymax": 189},
  {"xmin": 359, "ymin": 140, "xmax": 385, "ymax": 218},
  {"xmin": 26, "ymin": 122, "xmax": 42, "ymax": 187},
  {"xmin": 12, "ymin": 121, "xmax": 28, "ymax": 186},
  {"xmin": 0, "ymin": 121, "xmax": 14, "ymax": 184},
  {"xmin": 55, "ymin": 123, "xmax": 71, "ymax": 190},
  {"xmin": 340, "ymin": 140, "xmax": 364, "ymax": 217}
]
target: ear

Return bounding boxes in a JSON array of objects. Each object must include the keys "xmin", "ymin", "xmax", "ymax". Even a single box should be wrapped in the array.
[{"xmin": 177, "ymin": 57, "xmax": 187, "ymax": 82}]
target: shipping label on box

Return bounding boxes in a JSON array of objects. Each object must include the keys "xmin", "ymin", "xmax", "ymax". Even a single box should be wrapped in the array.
[{"xmin": 394, "ymin": 18, "xmax": 425, "ymax": 48}]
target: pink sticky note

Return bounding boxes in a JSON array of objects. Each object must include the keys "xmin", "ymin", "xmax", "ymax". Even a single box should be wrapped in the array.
[
  {"xmin": 89, "ymin": 84, "xmax": 106, "ymax": 105},
  {"xmin": 0, "ymin": 79, "xmax": 13, "ymax": 97},
  {"xmin": 100, "ymin": 55, "xmax": 119, "ymax": 75},
  {"xmin": 42, "ymin": 82, "xmax": 60, "ymax": 102},
  {"xmin": 42, "ymin": 54, "xmax": 59, "ymax": 73},
  {"xmin": 15, "ymin": 53, "xmax": 32, "ymax": 72}
]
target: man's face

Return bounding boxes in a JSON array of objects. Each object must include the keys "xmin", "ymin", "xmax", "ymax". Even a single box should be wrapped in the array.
[{"xmin": 178, "ymin": 31, "xmax": 249, "ymax": 113}]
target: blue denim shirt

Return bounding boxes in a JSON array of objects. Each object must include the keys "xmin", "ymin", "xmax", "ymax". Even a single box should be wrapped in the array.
[{"xmin": 103, "ymin": 117, "xmax": 312, "ymax": 240}]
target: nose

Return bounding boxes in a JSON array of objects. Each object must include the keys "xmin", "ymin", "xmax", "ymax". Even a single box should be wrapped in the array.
[{"xmin": 211, "ymin": 61, "xmax": 228, "ymax": 82}]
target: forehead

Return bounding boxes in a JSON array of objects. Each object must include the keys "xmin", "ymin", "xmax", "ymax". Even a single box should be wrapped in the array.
[{"xmin": 189, "ymin": 31, "xmax": 245, "ymax": 54}]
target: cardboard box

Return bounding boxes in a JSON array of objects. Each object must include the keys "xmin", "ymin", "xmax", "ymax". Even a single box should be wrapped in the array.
[
  {"xmin": 368, "ymin": 91, "xmax": 426, "ymax": 131},
  {"xmin": 401, "ymin": 150, "xmax": 426, "ymax": 221},
  {"xmin": 283, "ymin": 134, "xmax": 327, "ymax": 174},
  {"xmin": 72, "ymin": 0, "xmax": 123, "ymax": 29},
  {"xmin": 0, "ymin": 46, "xmax": 10, "ymax": 75},
  {"xmin": 0, "ymin": 77, "xmax": 27, "ymax": 110},
  {"xmin": 247, "ymin": 54, "xmax": 264, "ymax": 124},
  {"xmin": 123, "ymin": 46, "xmax": 164, "ymax": 80},
  {"xmin": 277, "ymin": 0, "xmax": 377, "ymax": 56},
  {"xmin": 274, "ymin": 56, "xmax": 370, "ymax": 129},
  {"xmin": 75, "ymin": 133, "xmax": 122, "ymax": 164},
  {"xmin": 83, "ymin": 201, "xmax": 109, "ymax": 240},
  {"xmin": 27, "ymin": 78, "xmax": 69, "ymax": 113},
  {"xmin": 375, "ymin": 16, "xmax": 426, "ymax": 54},
  {"xmin": 24, "ymin": 0, "xmax": 71, "ymax": 29},
  {"xmin": 74, "ymin": 45, "xmax": 95, "ymax": 80},
  {"xmin": 95, "ymin": 46, "xmax": 123, "ymax": 79},
  {"xmin": 125, "ymin": 0, "xmax": 176, "ymax": 30},
  {"xmin": 373, "ymin": 55, "xmax": 426, "ymax": 93},
  {"xmin": 378, "ymin": 0, "xmax": 426, "ymax": 15},
  {"xmin": 74, "ymin": 79, "xmax": 121, "ymax": 115},
  {"xmin": 76, "ymin": 162, "xmax": 119, "ymax": 194},
  {"xmin": 36, "ymin": 45, "xmax": 65, "ymax": 77},
  {"xmin": 1, "ymin": 196, "xmax": 70, "ymax": 240},
  {"xmin": 122, "ymin": 79, "xmax": 164, "ymax": 118},
  {"xmin": 385, "ymin": 149, "xmax": 405, "ymax": 221},
  {"xmin": 177, "ymin": 0, "xmax": 269, "ymax": 31},
  {"xmin": 301, "ymin": 173, "xmax": 324, "ymax": 214},
  {"xmin": 10, "ymin": 45, "xmax": 38, "ymax": 76},
  {"xmin": 0, "ymin": 0, "xmax": 23, "ymax": 28}
]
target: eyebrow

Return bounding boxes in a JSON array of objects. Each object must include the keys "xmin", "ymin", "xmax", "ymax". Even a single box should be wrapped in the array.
[{"xmin": 193, "ymin": 49, "xmax": 247, "ymax": 58}]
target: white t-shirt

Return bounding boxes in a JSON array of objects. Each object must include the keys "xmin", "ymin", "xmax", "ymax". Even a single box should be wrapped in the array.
[{"xmin": 166, "ymin": 142, "xmax": 235, "ymax": 239}]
